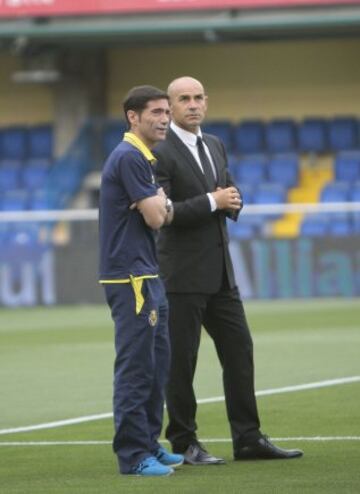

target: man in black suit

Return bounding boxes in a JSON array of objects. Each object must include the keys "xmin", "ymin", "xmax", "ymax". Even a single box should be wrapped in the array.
[{"xmin": 153, "ymin": 76, "xmax": 303, "ymax": 465}]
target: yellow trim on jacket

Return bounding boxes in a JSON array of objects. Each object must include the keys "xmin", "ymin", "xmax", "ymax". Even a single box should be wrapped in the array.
[{"xmin": 123, "ymin": 132, "xmax": 156, "ymax": 164}]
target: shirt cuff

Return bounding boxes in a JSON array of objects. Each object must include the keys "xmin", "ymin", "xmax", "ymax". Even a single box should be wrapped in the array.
[{"xmin": 207, "ymin": 192, "xmax": 217, "ymax": 212}]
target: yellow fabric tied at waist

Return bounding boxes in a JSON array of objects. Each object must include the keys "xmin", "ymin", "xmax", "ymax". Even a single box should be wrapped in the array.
[
  {"xmin": 99, "ymin": 275, "xmax": 158, "ymax": 315},
  {"xmin": 130, "ymin": 275, "xmax": 145, "ymax": 315}
]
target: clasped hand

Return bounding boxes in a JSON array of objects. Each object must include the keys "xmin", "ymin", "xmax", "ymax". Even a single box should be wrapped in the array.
[{"xmin": 212, "ymin": 186, "xmax": 242, "ymax": 210}]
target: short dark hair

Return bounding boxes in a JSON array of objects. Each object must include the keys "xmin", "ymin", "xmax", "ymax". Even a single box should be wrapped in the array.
[{"xmin": 123, "ymin": 85, "xmax": 168, "ymax": 126}]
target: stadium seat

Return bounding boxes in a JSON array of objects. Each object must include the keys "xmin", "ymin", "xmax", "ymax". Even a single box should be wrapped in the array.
[
  {"xmin": 334, "ymin": 151, "xmax": 360, "ymax": 182},
  {"xmin": 234, "ymin": 154, "xmax": 267, "ymax": 185},
  {"xmin": 253, "ymin": 183, "xmax": 287, "ymax": 222},
  {"xmin": 234, "ymin": 120, "xmax": 265, "ymax": 154},
  {"xmin": 0, "ymin": 189, "xmax": 28, "ymax": 211},
  {"xmin": 202, "ymin": 120, "xmax": 234, "ymax": 152},
  {"xmin": 228, "ymin": 219, "xmax": 256, "ymax": 239},
  {"xmin": 268, "ymin": 153, "xmax": 299, "ymax": 188},
  {"xmin": 237, "ymin": 183, "xmax": 255, "ymax": 205},
  {"xmin": 298, "ymin": 118, "xmax": 328, "ymax": 153},
  {"xmin": 0, "ymin": 165, "xmax": 20, "ymax": 192},
  {"xmin": 227, "ymin": 154, "xmax": 240, "ymax": 177},
  {"xmin": 350, "ymin": 181, "xmax": 360, "ymax": 202},
  {"xmin": 265, "ymin": 119, "xmax": 297, "ymax": 153},
  {"xmin": 329, "ymin": 117, "xmax": 359, "ymax": 151},
  {"xmin": 22, "ymin": 159, "xmax": 51, "ymax": 189},
  {"xmin": 0, "ymin": 161, "xmax": 22, "ymax": 191},
  {"xmin": 29, "ymin": 189, "xmax": 59, "ymax": 210},
  {"xmin": 102, "ymin": 120, "xmax": 127, "ymax": 157},
  {"xmin": 0, "ymin": 127, "xmax": 28, "ymax": 160},
  {"xmin": 254, "ymin": 183, "xmax": 287, "ymax": 205},
  {"xmin": 46, "ymin": 159, "xmax": 83, "ymax": 197},
  {"xmin": 328, "ymin": 213, "xmax": 352, "ymax": 236},
  {"xmin": 320, "ymin": 181, "xmax": 351, "ymax": 202},
  {"xmin": 300, "ymin": 214, "xmax": 329, "ymax": 237},
  {"xmin": 353, "ymin": 212, "xmax": 360, "ymax": 234},
  {"xmin": 28, "ymin": 125, "xmax": 53, "ymax": 159}
]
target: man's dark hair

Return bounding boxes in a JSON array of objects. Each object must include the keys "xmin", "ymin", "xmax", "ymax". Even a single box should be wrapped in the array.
[{"xmin": 123, "ymin": 85, "xmax": 168, "ymax": 126}]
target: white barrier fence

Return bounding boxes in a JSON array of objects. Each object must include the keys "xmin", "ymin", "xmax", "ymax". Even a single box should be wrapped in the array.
[
  {"xmin": 0, "ymin": 203, "xmax": 359, "ymax": 307},
  {"xmin": 0, "ymin": 201, "xmax": 360, "ymax": 223}
]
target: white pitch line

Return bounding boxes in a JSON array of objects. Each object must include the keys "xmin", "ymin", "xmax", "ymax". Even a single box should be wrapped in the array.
[
  {"xmin": 197, "ymin": 376, "xmax": 360, "ymax": 404},
  {"xmin": 0, "ymin": 412, "xmax": 113, "ymax": 436},
  {"xmin": 0, "ymin": 437, "xmax": 359, "ymax": 447},
  {"xmin": 1, "ymin": 376, "xmax": 359, "ymax": 436}
]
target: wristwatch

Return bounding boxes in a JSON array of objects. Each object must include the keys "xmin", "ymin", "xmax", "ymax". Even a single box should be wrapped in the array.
[{"xmin": 165, "ymin": 197, "xmax": 173, "ymax": 213}]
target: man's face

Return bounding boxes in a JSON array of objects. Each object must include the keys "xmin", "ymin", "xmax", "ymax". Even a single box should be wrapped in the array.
[
  {"xmin": 169, "ymin": 79, "xmax": 208, "ymax": 133},
  {"xmin": 129, "ymin": 98, "xmax": 170, "ymax": 147}
]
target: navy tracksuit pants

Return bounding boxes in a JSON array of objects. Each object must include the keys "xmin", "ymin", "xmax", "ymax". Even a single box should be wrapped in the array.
[{"xmin": 104, "ymin": 278, "xmax": 170, "ymax": 473}]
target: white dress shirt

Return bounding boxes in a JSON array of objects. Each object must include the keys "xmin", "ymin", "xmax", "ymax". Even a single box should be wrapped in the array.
[{"xmin": 170, "ymin": 121, "xmax": 217, "ymax": 211}]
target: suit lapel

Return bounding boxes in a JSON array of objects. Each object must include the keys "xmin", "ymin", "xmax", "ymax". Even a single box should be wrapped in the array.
[{"xmin": 168, "ymin": 129, "xmax": 208, "ymax": 191}]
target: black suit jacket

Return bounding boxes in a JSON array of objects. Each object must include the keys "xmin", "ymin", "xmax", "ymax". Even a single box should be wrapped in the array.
[{"xmin": 153, "ymin": 128, "xmax": 238, "ymax": 294}]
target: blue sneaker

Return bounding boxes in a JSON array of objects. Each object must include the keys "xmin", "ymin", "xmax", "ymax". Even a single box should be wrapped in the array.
[
  {"xmin": 131, "ymin": 456, "xmax": 174, "ymax": 476},
  {"xmin": 155, "ymin": 446, "xmax": 184, "ymax": 468}
]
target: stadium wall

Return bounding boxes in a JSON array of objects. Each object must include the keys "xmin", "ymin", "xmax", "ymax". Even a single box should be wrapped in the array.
[
  {"xmin": 0, "ymin": 54, "xmax": 53, "ymax": 126},
  {"xmin": 1, "ymin": 229, "xmax": 359, "ymax": 307},
  {"xmin": 1, "ymin": 37, "xmax": 359, "ymax": 126},
  {"xmin": 107, "ymin": 37, "xmax": 360, "ymax": 121}
]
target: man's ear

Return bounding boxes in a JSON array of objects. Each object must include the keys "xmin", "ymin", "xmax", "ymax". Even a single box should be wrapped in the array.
[
  {"xmin": 127, "ymin": 110, "xmax": 138, "ymax": 127},
  {"xmin": 204, "ymin": 95, "xmax": 209, "ymax": 112}
]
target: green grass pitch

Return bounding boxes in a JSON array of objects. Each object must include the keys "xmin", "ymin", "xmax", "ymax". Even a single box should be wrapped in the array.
[{"xmin": 0, "ymin": 299, "xmax": 359, "ymax": 493}]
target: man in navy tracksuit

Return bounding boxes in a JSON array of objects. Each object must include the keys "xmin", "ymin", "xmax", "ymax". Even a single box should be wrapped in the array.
[{"xmin": 99, "ymin": 85, "xmax": 183, "ymax": 476}]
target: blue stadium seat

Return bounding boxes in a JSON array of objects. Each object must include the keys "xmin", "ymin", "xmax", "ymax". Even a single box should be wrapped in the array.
[
  {"xmin": 102, "ymin": 121, "xmax": 127, "ymax": 157},
  {"xmin": 265, "ymin": 119, "xmax": 297, "ymax": 153},
  {"xmin": 234, "ymin": 155, "xmax": 267, "ymax": 185},
  {"xmin": 334, "ymin": 152, "xmax": 360, "ymax": 182},
  {"xmin": 298, "ymin": 118, "xmax": 328, "ymax": 153},
  {"xmin": 0, "ymin": 160, "xmax": 23, "ymax": 191},
  {"xmin": 0, "ymin": 189, "xmax": 28, "ymax": 211},
  {"xmin": 234, "ymin": 120, "xmax": 265, "ymax": 154},
  {"xmin": 28, "ymin": 125, "xmax": 53, "ymax": 159},
  {"xmin": 46, "ymin": 159, "xmax": 83, "ymax": 197},
  {"xmin": 328, "ymin": 213, "xmax": 352, "ymax": 236},
  {"xmin": 29, "ymin": 189, "xmax": 59, "ymax": 210},
  {"xmin": 202, "ymin": 120, "xmax": 234, "ymax": 152},
  {"xmin": 253, "ymin": 183, "xmax": 287, "ymax": 222},
  {"xmin": 254, "ymin": 183, "xmax": 287, "ymax": 205},
  {"xmin": 329, "ymin": 117, "xmax": 359, "ymax": 151},
  {"xmin": 0, "ymin": 127, "xmax": 28, "ymax": 159},
  {"xmin": 350, "ymin": 181, "xmax": 360, "ymax": 202},
  {"xmin": 320, "ymin": 181, "xmax": 351, "ymax": 202},
  {"xmin": 300, "ymin": 214, "xmax": 329, "ymax": 237},
  {"xmin": 228, "ymin": 219, "xmax": 256, "ymax": 239},
  {"xmin": 22, "ymin": 159, "xmax": 50, "ymax": 189},
  {"xmin": 268, "ymin": 153, "xmax": 299, "ymax": 188},
  {"xmin": 227, "ymin": 154, "xmax": 240, "ymax": 177},
  {"xmin": 353, "ymin": 212, "xmax": 360, "ymax": 234},
  {"xmin": 237, "ymin": 183, "xmax": 254, "ymax": 205}
]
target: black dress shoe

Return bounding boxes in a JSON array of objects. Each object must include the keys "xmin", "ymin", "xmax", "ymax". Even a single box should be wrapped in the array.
[
  {"xmin": 234, "ymin": 435, "xmax": 303, "ymax": 461},
  {"xmin": 183, "ymin": 442, "xmax": 226, "ymax": 465}
]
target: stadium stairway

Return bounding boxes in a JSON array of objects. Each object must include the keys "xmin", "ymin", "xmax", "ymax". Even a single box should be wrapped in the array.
[{"xmin": 271, "ymin": 155, "xmax": 334, "ymax": 237}]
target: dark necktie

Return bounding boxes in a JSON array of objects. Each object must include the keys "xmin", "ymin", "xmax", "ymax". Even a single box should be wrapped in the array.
[{"xmin": 196, "ymin": 136, "xmax": 216, "ymax": 190}]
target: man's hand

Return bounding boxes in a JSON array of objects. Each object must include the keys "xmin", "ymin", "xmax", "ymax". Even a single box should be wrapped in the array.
[{"xmin": 211, "ymin": 187, "xmax": 242, "ymax": 211}]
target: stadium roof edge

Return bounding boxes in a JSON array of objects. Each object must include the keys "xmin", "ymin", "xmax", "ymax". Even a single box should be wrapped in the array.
[{"xmin": 0, "ymin": 7, "xmax": 360, "ymax": 42}]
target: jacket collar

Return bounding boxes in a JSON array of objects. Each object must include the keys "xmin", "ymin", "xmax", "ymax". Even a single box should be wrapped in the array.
[{"xmin": 123, "ymin": 132, "xmax": 156, "ymax": 164}]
